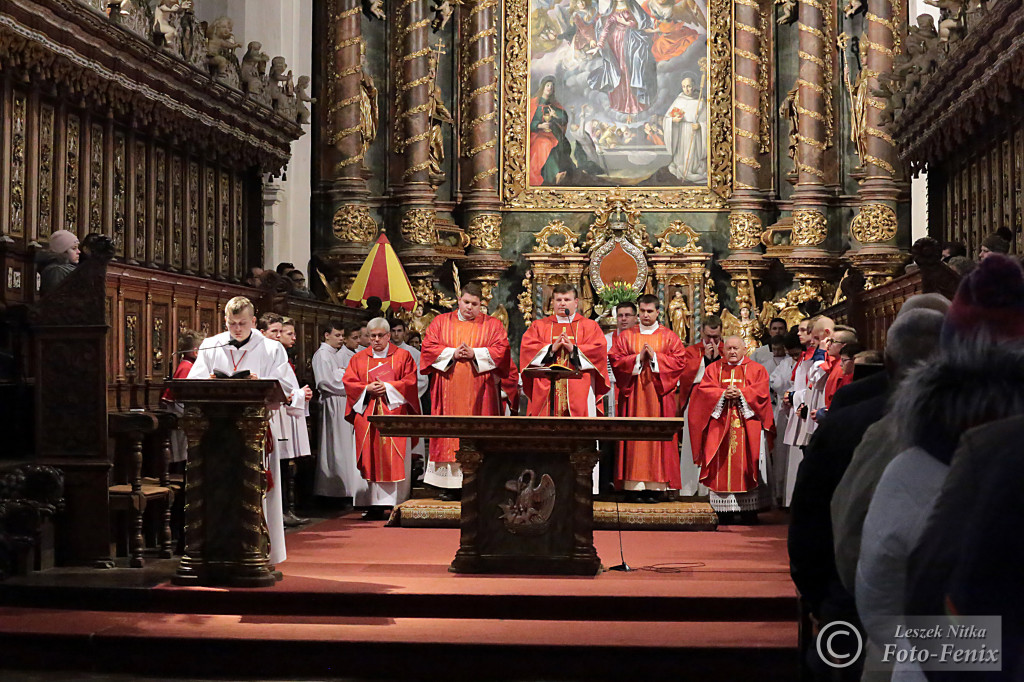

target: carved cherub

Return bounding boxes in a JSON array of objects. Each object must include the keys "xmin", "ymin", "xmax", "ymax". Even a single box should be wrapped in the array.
[
  {"xmin": 295, "ymin": 75, "xmax": 316, "ymax": 125},
  {"xmin": 153, "ymin": 0, "xmax": 186, "ymax": 49},
  {"xmin": 433, "ymin": 0, "xmax": 456, "ymax": 30},
  {"xmin": 776, "ymin": 0, "xmax": 797, "ymax": 25},
  {"xmin": 872, "ymin": 76, "xmax": 897, "ymax": 127},
  {"xmin": 368, "ymin": 0, "xmax": 387, "ymax": 20},
  {"xmin": 205, "ymin": 17, "xmax": 241, "ymax": 77},
  {"xmin": 241, "ymin": 41, "xmax": 268, "ymax": 94},
  {"xmin": 924, "ymin": 0, "xmax": 966, "ymax": 43},
  {"xmin": 908, "ymin": 14, "xmax": 940, "ymax": 54},
  {"xmin": 268, "ymin": 56, "xmax": 295, "ymax": 111}
]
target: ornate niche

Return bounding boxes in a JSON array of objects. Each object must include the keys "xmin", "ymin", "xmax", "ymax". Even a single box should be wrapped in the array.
[{"xmin": 523, "ymin": 193, "xmax": 710, "ymax": 341}]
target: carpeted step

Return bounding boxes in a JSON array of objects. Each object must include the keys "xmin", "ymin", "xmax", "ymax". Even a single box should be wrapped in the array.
[{"xmin": 0, "ymin": 606, "xmax": 799, "ymax": 680}]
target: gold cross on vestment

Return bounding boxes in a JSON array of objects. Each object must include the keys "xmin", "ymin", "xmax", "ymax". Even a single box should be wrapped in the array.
[{"xmin": 722, "ymin": 375, "xmax": 744, "ymax": 387}]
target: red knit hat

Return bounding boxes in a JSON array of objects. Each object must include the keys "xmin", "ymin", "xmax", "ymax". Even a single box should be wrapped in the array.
[{"xmin": 943, "ymin": 253, "xmax": 1024, "ymax": 342}]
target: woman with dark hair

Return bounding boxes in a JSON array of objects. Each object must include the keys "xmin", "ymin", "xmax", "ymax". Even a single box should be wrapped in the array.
[{"xmin": 528, "ymin": 77, "xmax": 574, "ymax": 186}]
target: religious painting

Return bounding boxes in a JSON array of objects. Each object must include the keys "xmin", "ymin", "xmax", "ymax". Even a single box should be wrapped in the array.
[{"xmin": 503, "ymin": 0, "xmax": 733, "ymax": 209}]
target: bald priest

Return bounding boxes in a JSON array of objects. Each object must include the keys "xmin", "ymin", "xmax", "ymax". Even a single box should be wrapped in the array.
[{"xmin": 688, "ymin": 336, "xmax": 775, "ymax": 520}]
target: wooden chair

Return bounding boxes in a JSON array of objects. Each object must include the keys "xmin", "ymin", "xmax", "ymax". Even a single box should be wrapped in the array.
[
  {"xmin": 141, "ymin": 410, "xmax": 182, "ymax": 557},
  {"xmin": 108, "ymin": 411, "xmax": 173, "ymax": 567}
]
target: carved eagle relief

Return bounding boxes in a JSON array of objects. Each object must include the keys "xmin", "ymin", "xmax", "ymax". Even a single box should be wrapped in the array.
[{"xmin": 499, "ymin": 469, "xmax": 556, "ymax": 535}]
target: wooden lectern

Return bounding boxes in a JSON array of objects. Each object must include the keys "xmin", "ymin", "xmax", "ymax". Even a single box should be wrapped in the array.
[
  {"xmin": 520, "ymin": 365, "xmax": 583, "ymax": 416},
  {"xmin": 371, "ymin": 415, "xmax": 684, "ymax": 576},
  {"xmin": 166, "ymin": 379, "xmax": 286, "ymax": 587}
]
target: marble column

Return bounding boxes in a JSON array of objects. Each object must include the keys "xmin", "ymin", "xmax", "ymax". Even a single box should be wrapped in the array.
[
  {"xmin": 459, "ymin": 0, "xmax": 507, "ymax": 303},
  {"xmin": 782, "ymin": 0, "xmax": 837, "ymax": 294},
  {"xmin": 724, "ymin": 0, "xmax": 771, "ymax": 287},
  {"xmin": 847, "ymin": 0, "xmax": 906, "ymax": 286}
]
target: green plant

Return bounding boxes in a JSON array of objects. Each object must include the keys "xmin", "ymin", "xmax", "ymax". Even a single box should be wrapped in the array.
[{"xmin": 598, "ymin": 281, "xmax": 639, "ymax": 308}]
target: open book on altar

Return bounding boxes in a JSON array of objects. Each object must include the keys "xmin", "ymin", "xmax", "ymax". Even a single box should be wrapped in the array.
[{"xmin": 212, "ymin": 369, "xmax": 251, "ymax": 379}]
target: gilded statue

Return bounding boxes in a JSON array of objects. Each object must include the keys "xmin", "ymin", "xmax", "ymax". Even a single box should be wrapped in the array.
[
  {"xmin": 358, "ymin": 48, "xmax": 379, "ymax": 166},
  {"xmin": 427, "ymin": 85, "xmax": 454, "ymax": 186},
  {"xmin": 409, "ymin": 302, "xmax": 437, "ymax": 335},
  {"xmin": 780, "ymin": 86, "xmax": 799, "ymax": 168},
  {"xmin": 839, "ymin": 34, "xmax": 869, "ymax": 165},
  {"xmin": 668, "ymin": 290, "xmax": 692, "ymax": 343}
]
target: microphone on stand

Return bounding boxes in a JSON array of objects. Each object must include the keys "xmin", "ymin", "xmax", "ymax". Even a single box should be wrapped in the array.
[{"xmin": 608, "ymin": 490, "xmax": 633, "ymax": 572}]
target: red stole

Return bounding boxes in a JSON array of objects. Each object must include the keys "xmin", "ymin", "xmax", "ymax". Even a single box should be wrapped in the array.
[
  {"xmin": 343, "ymin": 344, "xmax": 420, "ymax": 483},
  {"xmin": 688, "ymin": 358, "xmax": 774, "ymax": 494},
  {"xmin": 520, "ymin": 313, "xmax": 610, "ymax": 417},
  {"xmin": 161, "ymin": 358, "xmax": 193, "ymax": 402},
  {"xmin": 420, "ymin": 311, "xmax": 510, "ymax": 463},
  {"xmin": 609, "ymin": 326, "xmax": 686, "ymax": 489}
]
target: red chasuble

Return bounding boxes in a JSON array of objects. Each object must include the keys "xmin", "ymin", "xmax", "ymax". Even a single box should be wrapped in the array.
[
  {"xmin": 609, "ymin": 326, "xmax": 687, "ymax": 489},
  {"xmin": 520, "ymin": 313, "xmax": 610, "ymax": 416},
  {"xmin": 675, "ymin": 342, "xmax": 722, "ymax": 417},
  {"xmin": 501, "ymin": 360, "xmax": 522, "ymax": 415},
  {"xmin": 688, "ymin": 357, "xmax": 774, "ymax": 494},
  {"xmin": 420, "ymin": 311, "xmax": 511, "ymax": 463},
  {"xmin": 343, "ymin": 344, "xmax": 420, "ymax": 483},
  {"xmin": 823, "ymin": 361, "xmax": 853, "ymax": 408}
]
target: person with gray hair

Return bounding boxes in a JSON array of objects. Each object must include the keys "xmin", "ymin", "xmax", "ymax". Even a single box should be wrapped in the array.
[
  {"xmin": 342, "ymin": 313, "xmax": 420, "ymax": 520},
  {"xmin": 831, "ymin": 307, "xmax": 946, "ymax": 594},
  {"xmin": 856, "ymin": 339, "xmax": 1024, "ymax": 677}
]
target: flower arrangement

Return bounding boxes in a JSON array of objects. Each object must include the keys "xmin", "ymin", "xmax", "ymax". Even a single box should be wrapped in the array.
[{"xmin": 598, "ymin": 281, "xmax": 638, "ymax": 309}]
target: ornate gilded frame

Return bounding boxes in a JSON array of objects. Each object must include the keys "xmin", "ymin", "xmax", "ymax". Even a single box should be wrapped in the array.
[{"xmin": 500, "ymin": 0, "xmax": 733, "ymax": 210}]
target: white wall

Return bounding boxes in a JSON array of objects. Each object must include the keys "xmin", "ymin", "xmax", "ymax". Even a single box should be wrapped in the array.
[
  {"xmin": 908, "ymin": 0, "xmax": 939, "ymax": 242},
  {"xmin": 196, "ymin": 0, "xmax": 314, "ymax": 273}
]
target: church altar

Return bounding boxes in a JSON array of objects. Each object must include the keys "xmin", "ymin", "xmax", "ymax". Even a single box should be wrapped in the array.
[{"xmin": 371, "ymin": 415, "xmax": 684, "ymax": 575}]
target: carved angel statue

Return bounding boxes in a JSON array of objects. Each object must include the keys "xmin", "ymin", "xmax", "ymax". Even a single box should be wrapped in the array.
[
  {"xmin": 295, "ymin": 75, "xmax": 316, "ymax": 125},
  {"xmin": 367, "ymin": 0, "xmax": 387, "ymax": 20},
  {"xmin": 358, "ymin": 46, "xmax": 379, "ymax": 164},
  {"xmin": 409, "ymin": 302, "xmax": 437, "ymax": 335},
  {"xmin": 924, "ymin": 0, "xmax": 966, "ymax": 43},
  {"xmin": 427, "ymin": 85, "xmax": 454, "ymax": 185},
  {"xmin": 433, "ymin": 0, "xmax": 457, "ymax": 31},
  {"xmin": 776, "ymin": 0, "xmax": 797, "ymax": 25},
  {"xmin": 241, "ymin": 41, "xmax": 269, "ymax": 94},
  {"xmin": 909, "ymin": 14, "xmax": 941, "ymax": 54},
  {"xmin": 780, "ymin": 85, "xmax": 800, "ymax": 166},
  {"xmin": 269, "ymin": 56, "xmax": 296, "ymax": 113},
  {"xmin": 721, "ymin": 307, "xmax": 764, "ymax": 356},
  {"xmin": 499, "ymin": 470, "xmax": 556, "ymax": 533},
  {"xmin": 205, "ymin": 17, "xmax": 242, "ymax": 77},
  {"xmin": 153, "ymin": 0, "xmax": 188, "ymax": 50},
  {"xmin": 668, "ymin": 290, "xmax": 692, "ymax": 343}
]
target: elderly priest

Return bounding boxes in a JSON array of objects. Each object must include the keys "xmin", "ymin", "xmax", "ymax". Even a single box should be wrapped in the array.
[
  {"xmin": 343, "ymin": 317, "xmax": 420, "ymax": 520},
  {"xmin": 688, "ymin": 336, "xmax": 774, "ymax": 521},
  {"xmin": 187, "ymin": 296, "xmax": 305, "ymax": 566}
]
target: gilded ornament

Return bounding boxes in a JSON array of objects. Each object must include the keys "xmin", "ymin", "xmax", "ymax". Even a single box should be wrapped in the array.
[
  {"xmin": 400, "ymin": 208, "xmax": 438, "ymax": 244},
  {"xmin": 702, "ymin": 270, "xmax": 721, "ymax": 317},
  {"xmin": 791, "ymin": 209, "xmax": 828, "ymax": 246},
  {"xmin": 332, "ymin": 204, "xmax": 378, "ymax": 243},
  {"xmin": 728, "ymin": 213, "xmax": 763, "ymax": 250},
  {"xmin": 518, "ymin": 273, "xmax": 535, "ymax": 326},
  {"xmin": 656, "ymin": 220, "xmax": 704, "ymax": 254},
  {"xmin": 850, "ymin": 204, "xmax": 898, "ymax": 243},
  {"xmin": 532, "ymin": 220, "xmax": 580, "ymax": 254},
  {"xmin": 467, "ymin": 213, "xmax": 503, "ymax": 250}
]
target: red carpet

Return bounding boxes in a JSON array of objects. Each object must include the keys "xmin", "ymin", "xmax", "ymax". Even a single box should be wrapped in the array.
[{"xmin": 0, "ymin": 510, "xmax": 799, "ymax": 680}]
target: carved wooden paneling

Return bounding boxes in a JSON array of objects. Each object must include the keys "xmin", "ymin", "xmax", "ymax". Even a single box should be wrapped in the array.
[
  {"xmin": 153, "ymin": 147, "xmax": 166, "ymax": 267},
  {"xmin": 171, "ymin": 154, "xmax": 183, "ymax": 270},
  {"xmin": 37, "ymin": 102, "xmax": 55, "ymax": 240},
  {"xmin": 176, "ymin": 303, "xmax": 195, "ymax": 337},
  {"xmin": 64, "ymin": 113, "xmax": 81, "ymax": 234},
  {"xmin": 233, "ymin": 174, "xmax": 244, "ymax": 282},
  {"xmin": 219, "ymin": 169, "xmax": 230, "ymax": 280},
  {"xmin": 152, "ymin": 302, "xmax": 169, "ymax": 379},
  {"xmin": 203, "ymin": 166, "xmax": 215, "ymax": 276},
  {"xmin": 123, "ymin": 299, "xmax": 142, "ymax": 377},
  {"xmin": 9, "ymin": 91, "xmax": 27, "ymax": 238},
  {"xmin": 187, "ymin": 160, "xmax": 200, "ymax": 273},
  {"xmin": 88, "ymin": 121, "xmax": 103, "ymax": 235},
  {"xmin": 113, "ymin": 130, "xmax": 127, "ymax": 256},
  {"xmin": 131, "ymin": 139, "xmax": 147, "ymax": 264}
]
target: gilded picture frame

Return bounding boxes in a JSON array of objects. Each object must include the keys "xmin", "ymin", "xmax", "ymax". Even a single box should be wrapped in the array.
[{"xmin": 501, "ymin": 0, "xmax": 733, "ymax": 210}]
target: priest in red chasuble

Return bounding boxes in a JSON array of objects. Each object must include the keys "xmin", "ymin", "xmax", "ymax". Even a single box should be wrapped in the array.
[
  {"xmin": 609, "ymin": 294, "xmax": 686, "ymax": 501},
  {"xmin": 343, "ymin": 317, "xmax": 420, "ymax": 519},
  {"xmin": 520, "ymin": 283, "xmax": 610, "ymax": 417},
  {"xmin": 689, "ymin": 336, "xmax": 775, "ymax": 520},
  {"xmin": 420, "ymin": 283, "xmax": 511, "ymax": 498}
]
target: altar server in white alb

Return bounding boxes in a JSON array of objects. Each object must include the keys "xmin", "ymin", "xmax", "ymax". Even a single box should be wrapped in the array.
[
  {"xmin": 188, "ymin": 296, "xmax": 303, "ymax": 566},
  {"xmin": 312, "ymin": 320, "xmax": 365, "ymax": 501}
]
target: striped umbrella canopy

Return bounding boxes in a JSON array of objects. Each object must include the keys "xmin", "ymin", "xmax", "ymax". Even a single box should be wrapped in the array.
[{"xmin": 344, "ymin": 234, "xmax": 417, "ymax": 312}]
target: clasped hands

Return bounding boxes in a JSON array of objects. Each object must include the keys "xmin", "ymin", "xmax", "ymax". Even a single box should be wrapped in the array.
[
  {"xmin": 454, "ymin": 343, "xmax": 475, "ymax": 361},
  {"xmin": 551, "ymin": 332, "xmax": 575, "ymax": 355},
  {"xmin": 638, "ymin": 343, "xmax": 655, "ymax": 364},
  {"xmin": 722, "ymin": 386, "xmax": 743, "ymax": 402},
  {"xmin": 367, "ymin": 380, "xmax": 388, "ymax": 398}
]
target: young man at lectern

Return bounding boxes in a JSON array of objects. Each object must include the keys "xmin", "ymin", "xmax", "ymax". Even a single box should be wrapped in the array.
[
  {"xmin": 187, "ymin": 296, "xmax": 308, "ymax": 567},
  {"xmin": 520, "ymin": 283, "xmax": 609, "ymax": 493}
]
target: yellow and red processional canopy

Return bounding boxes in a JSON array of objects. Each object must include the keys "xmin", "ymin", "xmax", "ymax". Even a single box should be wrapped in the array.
[{"xmin": 343, "ymin": 234, "xmax": 417, "ymax": 312}]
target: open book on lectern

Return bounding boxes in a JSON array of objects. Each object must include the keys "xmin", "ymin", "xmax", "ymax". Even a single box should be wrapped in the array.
[{"xmin": 212, "ymin": 369, "xmax": 251, "ymax": 379}]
